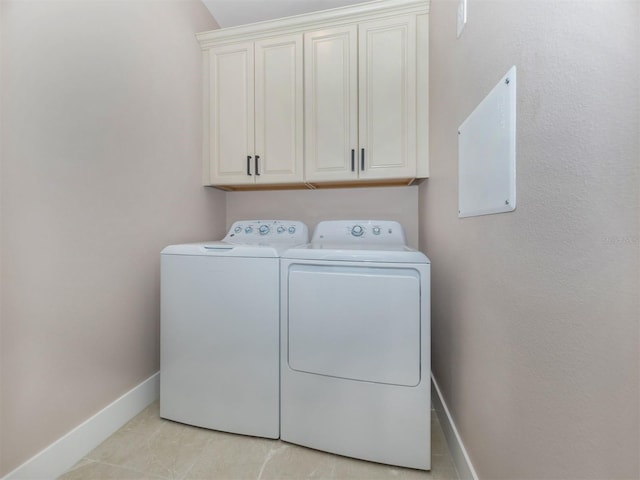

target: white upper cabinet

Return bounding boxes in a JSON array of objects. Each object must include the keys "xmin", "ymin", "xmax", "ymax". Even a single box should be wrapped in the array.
[
  {"xmin": 358, "ymin": 15, "xmax": 416, "ymax": 180},
  {"xmin": 198, "ymin": 0, "xmax": 429, "ymax": 190},
  {"xmin": 305, "ymin": 16, "xmax": 417, "ymax": 183},
  {"xmin": 254, "ymin": 35, "xmax": 304, "ymax": 184},
  {"xmin": 206, "ymin": 41, "xmax": 255, "ymax": 184},
  {"xmin": 304, "ymin": 26, "xmax": 359, "ymax": 182},
  {"xmin": 204, "ymin": 35, "xmax": 303, "ymax": 186}
]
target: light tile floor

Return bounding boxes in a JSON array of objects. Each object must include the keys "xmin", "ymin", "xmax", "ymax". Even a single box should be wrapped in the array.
[{"xmin": 59, "ymin": 401, "xmax": 459, "ymax": 480}]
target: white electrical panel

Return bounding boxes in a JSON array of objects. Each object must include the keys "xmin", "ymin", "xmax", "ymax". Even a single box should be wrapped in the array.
[{"xmin": 458, "ymin": 66, "xmax": 516, "ymax": 218}]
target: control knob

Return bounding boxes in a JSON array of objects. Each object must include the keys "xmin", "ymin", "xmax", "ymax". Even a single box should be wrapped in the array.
[
  {"xmin": 244, "ymin": 226, "xmax": 253, "ymax": 234},
  {"xmin": 259, "ymin": 225, "xmax": 270, "ymax": 236},
  {"xmin": 351, "ymin": 225, "xmax": 364, "ymax": 237},
  {"xmin": 288, "ymin": 226, "xmax": 296, "ymax": 234},
  {"xmin": 372, "ymin": 226, "xmax": 381, "ymax": 235},
  {"xmin": 234, "ymin": 226, "xmax": 242, "ymax": 233},
  {"xmin": 277, "ymin": 226, "xmax": 286, "ymax": 234}
]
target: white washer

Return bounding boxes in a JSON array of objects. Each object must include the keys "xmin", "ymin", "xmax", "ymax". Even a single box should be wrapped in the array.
[
  {"xmin": 280, "ymin": 220, "xmax": 431, "ymax": 470},
  {"xmin": 160, "ymin": 220, "xmax": 308, "ymax": 439}
]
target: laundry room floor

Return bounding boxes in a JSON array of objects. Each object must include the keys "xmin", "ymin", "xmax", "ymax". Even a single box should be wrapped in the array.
[{"xmin": 58, "ymin": 401, "xmax": 459, "ymax": 480}]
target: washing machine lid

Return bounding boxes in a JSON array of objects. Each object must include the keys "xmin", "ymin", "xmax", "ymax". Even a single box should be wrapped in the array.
[
  {"xmin": 161, "ymin": 241, "xmax": 285, "ymax": 257},
  {"xmin": 282, "ymin": 243, "xmax": 429, "ymax": 263}
]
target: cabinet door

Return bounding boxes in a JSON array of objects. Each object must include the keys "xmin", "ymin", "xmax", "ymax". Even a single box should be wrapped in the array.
[
  {"xmin": 254, "ymin": 34, "xmax": 304, "ymax": 184},
  {"xmin": 304, "ymin": 26, "xmax": 358, "ymax": 182},
  {"xmin": 207, "ymin": 42, "xmax": 255, "ymax": 185},
  {"xmin": 358, "ymin": 16, "xmax": 417, "ymax": 180}
]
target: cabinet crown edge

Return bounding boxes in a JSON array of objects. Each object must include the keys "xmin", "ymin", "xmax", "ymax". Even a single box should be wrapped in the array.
[{"xmin": 196, "ymin": 0, "xmax": 429, "ymax": 48}]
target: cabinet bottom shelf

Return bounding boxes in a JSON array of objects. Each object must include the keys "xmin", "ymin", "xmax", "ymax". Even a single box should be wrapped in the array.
[{"xmin": 206, "ymin": 178, "xmax": 422, "ymax": 191}]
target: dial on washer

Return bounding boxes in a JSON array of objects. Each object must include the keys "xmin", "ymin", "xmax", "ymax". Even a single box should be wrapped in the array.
[{"xmin": 351, "ymin": 225, "xmax": 364, "ymax": 237}]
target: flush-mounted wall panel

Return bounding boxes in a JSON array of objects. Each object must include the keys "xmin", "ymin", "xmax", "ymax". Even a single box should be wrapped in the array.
[{"xmin": 458, "ymin": 66, "xmax": 516, "ymax": 218}]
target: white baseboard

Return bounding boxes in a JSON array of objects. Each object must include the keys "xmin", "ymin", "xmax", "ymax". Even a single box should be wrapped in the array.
[
  {"xmin": 2, "ymin": 372, "xmax": 160, "ymax": 480},
  {"xmin": 431, "ymin": 373, "xmax": 479, "ymax": 480}
]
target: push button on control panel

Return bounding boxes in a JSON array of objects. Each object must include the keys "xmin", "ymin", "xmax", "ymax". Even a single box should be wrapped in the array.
[{"xmin": 351, "ymin": 225, "xmax": 364, "ymax": 237}]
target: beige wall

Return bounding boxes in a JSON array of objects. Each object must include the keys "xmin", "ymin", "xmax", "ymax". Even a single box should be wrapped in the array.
[
  {"xmin": 0, "ymin": 1, "xmax": 224, "ymax": 475},
  {"xmin": 421, "ymin": 1, "xmax": 639, "ymax": 479},
  {"xmin": 226, "ymin": 186, "xmax": 420, "ymax": 248}
]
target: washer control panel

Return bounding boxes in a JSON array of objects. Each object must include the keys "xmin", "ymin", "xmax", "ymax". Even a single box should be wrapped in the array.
[
  {"xmin": 312, "ymin": 220, "xmax": 407, "ymax": 246},
  {"xmin": 224, "ymin": 220, "xmax": 309, "ymax": 244}
]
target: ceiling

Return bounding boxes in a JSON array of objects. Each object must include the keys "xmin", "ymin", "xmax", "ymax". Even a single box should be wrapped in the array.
[{"xmin": 202, "ymin": 0, "xmax": 373, "ymax": 28}]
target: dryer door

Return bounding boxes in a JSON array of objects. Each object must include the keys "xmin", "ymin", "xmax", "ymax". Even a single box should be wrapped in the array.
[{"xmin": 286, "ymin": 263, "xmax": 421, "ymax": 386}]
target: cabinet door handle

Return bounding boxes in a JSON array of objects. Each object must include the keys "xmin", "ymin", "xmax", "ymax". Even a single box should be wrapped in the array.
[
  {"xmin": 351, "ymin": 149, "xmax": 355, "ymax": 172},
  {"xmin": 247, "ymin": 156, "xmax": 252, "ymax": 176},
  {"xmin": 361, "ymin": 148, "xmax": 365, "ymax": 171},
  {"xmin": 255, "ymin": 155, "xmax": 260, "ymax": 176}
]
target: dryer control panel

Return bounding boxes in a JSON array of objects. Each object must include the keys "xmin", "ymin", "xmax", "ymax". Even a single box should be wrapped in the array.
[
  {"xmin": 224, "ymin": 220, "xmax": 309, "ymax": 244},
  {"xmin": 311, "ymin": 220, "xmax": 407, "ymax": 246}
]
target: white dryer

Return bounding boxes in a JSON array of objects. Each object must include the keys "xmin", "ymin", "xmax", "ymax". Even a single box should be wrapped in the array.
[
  {"xmin": 161, "ymin": 220, "xmax": 308, "ymax": 439},
  {"xmin": 280, "ymin": 220, "xmax": 431, "ymax": 470}
]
